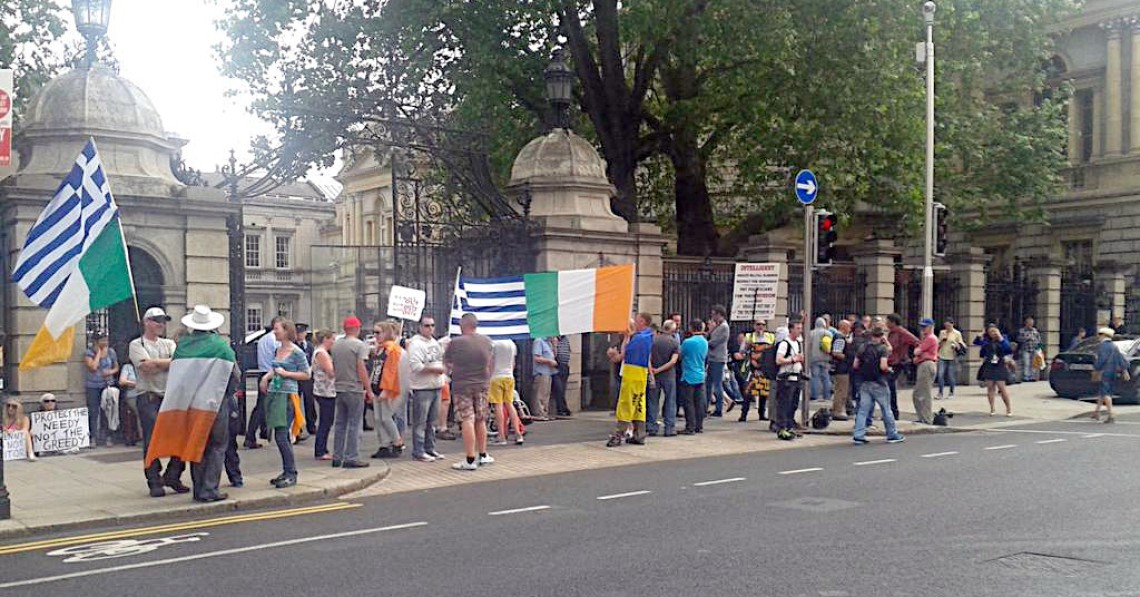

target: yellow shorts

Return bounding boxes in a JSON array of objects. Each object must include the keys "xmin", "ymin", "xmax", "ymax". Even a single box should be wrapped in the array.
[
  {"xmin": 489, "ymin": 377, "xmax": 515, "ymax": 405},
  {"xmin": 616, "ymin": 365, "xmax": 648, "ymax": 422}
]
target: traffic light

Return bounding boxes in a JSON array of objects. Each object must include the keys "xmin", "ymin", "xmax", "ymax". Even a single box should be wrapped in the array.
[
  {"xmin": 933, "ymin": 202, "xmax": 949, "ymax": 257},
  {"xmin": 815, "ymin": 210, "xmax": 838, "ymax": 265}
]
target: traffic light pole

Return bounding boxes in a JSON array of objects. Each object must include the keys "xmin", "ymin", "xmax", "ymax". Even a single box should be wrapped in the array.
[
  {"xmin": 921, "ymin": 4, "xmax": 936, "ymax": 321},
  {"xmin": 802, "ymin": 205, "xmax": 813, "ymax": 427}
]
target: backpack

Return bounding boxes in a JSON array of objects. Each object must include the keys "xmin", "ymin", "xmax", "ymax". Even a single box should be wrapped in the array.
[
  {"xmin": 820, "ymin": 334, "xmax": 833, "ymax": 355},
  {"xmin": 859, "ymin": 343, "xmax": 883, "ymax": 382}
]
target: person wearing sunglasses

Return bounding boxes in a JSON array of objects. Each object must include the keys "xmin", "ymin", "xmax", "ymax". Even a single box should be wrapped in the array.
[{"xmin": 4, "ymin": 398, "xmax": 36, "ymax": 461}]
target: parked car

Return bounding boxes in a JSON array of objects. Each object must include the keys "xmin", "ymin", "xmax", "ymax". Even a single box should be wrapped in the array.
[{"xmin": 1049, "ymin": 335, "xmax": 1140, "ymax": 403}]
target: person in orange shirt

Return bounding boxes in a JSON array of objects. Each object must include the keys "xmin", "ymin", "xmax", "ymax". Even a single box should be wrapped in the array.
[{"xmin": 370, "ymin": 321, "xmax": 406, "ymax": 458}]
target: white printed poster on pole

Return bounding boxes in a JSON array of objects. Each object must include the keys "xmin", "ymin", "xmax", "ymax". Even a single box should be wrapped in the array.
[
  {"xmin": 730, "ymin": 263, "xmax": 781, "ymax": 322},
  {"xmin": 387, "ymin": 285, "xmax": 427, "ymax": 322}
]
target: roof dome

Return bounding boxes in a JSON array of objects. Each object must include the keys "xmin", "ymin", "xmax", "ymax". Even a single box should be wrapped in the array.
[
  {"xmin": 509, "ymin": 128, "xmax": 608, "ymax": 185},
  {"xmin": 22, "ymin": 66, "xmax": 166, "ymax": 141}
]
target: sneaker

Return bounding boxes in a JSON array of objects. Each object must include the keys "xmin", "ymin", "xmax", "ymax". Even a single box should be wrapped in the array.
[
  {"xmin": 413, "ymin": 453, "xmax": 436, "ymax": 463},
  {"xmin": 436, "ymin": 429, "xmax": 458, "ymax": 441},
  {"xmin": 343, "ymin": 460, "xmax": 370, "ymax": 469},
  {"xmin": 886, "ymin": 435, "xmax": 906, "ymax": 444},
  {"xmin": 371, "ymin": 447, "xmax": 397, "ymax": 459},
  {"xmin": 853, "ymin": 437, "xmax": 869, "ymax": 445},
  {"xmin": 428, "ymin": 451, "xmax": 446, "ymax": 460},
  {"xmin": 331, "ymin": 459, "xmax": 343, "ymax": 468},
  {"xmin": 626, "ymin": 437, "xmax": 645, "ymax": 445},
  {"xmin": 492, "ymin": 439, "xmax": 510, "ymax": 446},
  {"xmin": 478, "ymin": 454, "xmax": 495, "ymax": 465},
  {"xmin": 273, "ymin": 475, "xmax": 298, "ymax": 489},
  {"xmin": 452, "ymin": 460, "xmax": 478, "ymax": 471},
  {"xmin": 606, "ymin": 435, "xmax": 623, "ymax": 447},
  {"xmin": 515, "ymin": 436, "xmax": 525, "ymax": 446},
  {"xmin": 776, "ymin": 429, "xmax": 795, "ymax": 441}
]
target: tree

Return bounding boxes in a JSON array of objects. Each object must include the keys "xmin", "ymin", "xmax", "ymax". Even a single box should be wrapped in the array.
[
  {"xmin": 218, "ymin": 0, "xmax": 1074, "ymax": 255},
  {"xmin": 0, "ymin": 0, "xmax": 70, "ymax": 116}
]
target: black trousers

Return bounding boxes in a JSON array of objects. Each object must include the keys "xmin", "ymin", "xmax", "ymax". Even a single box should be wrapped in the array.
[
  {"xmin": 775, "ymin": 378, "xmax": 802, "ymax": 432},
  {"xmin": 552, "ymin": 363, "xmax": 570, "ymax": 414},
  {"xmin": 300, "ymin": 379, "xmax": 317, "ymax": 434},
  {"xmin": 886, "ymin": 370, "xmax": 900, "ymax": 420},
  {"xmin": 246, "ymin": 386, "xmax": 269, "ymax": 446},
  {"xmin": 138, "ymin": 392, "xmax": 185, "ymax": 488},
  {"xmin": 678, "ymin": 381, "xmax": 704, "ymax": 432},
  {"xmin": 190, "ymin": 399, "xmax": 229, "ymax": 501}
]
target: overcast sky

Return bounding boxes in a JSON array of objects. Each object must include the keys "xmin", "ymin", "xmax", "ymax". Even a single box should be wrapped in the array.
[{"xmin": 107, "ymin": 0, "xmax": 271, "ymax": 172}]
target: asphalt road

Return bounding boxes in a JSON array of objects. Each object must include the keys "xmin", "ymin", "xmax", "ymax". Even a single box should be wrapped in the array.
[{"xmin": 3, "ymin": 421, "xmax": 1140, "ymax": 597}]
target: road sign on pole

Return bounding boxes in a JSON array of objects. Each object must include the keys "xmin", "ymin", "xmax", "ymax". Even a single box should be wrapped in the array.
[{"xmin": 794, "ymin": 169, "xmax": 818, "ymax": 205}]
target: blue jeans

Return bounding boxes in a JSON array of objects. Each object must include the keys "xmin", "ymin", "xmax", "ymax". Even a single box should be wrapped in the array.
[
  {"xmin": 314, "ymin": 396, "xmax": 335, "ymax": 458},
  {"xmin": 854, "ymin": 381, "xmax": 900, "ymax": 441},
  {"xmin": 705, "ymin": 361, "xmax": 726, "ymax": 415},
  {"xmin": 411, "ymin": 389, "xmax": 440, "ymax": 457},
  {"xmin": 332, "ymin": 391, "xmax": 365, "ymax": 462},
  {"xmin": 85, "ymin": 386, "xmax": 104, "ymax": 443},
  {"xmin": 1020, "ymin": 351, "xmax": 1036, "ymax": 381},
  {"xmin": 937, "ymin": 360, "xmax": 957, "ymax": 396},
  {"xmin": 648, "ymin": 375, "xmax": 677, "ymax": 434},
  {"xmin": 273, "ymin": 399, "xmax": 297, "ymax": 477},
  {"xmin": 810, "ymin": 362, "xmax": 832, "ymax": 401}
]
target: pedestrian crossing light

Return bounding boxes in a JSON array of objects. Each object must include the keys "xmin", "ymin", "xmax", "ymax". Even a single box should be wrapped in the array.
[
  {"xmin": 815, "ymin": 211, "xmax": 838, "ymax": 265},
  {"xmin": 933, "ymin": 202, "xmax": 949, "ymax": 257}
]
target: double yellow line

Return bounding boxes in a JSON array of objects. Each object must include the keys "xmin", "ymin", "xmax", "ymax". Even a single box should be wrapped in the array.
[{"xmin": 0, "ymin": 501, "xmax": 359, "ymax": 556}]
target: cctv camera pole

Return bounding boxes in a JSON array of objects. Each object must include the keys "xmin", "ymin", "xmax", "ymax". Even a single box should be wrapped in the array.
[{"xmin": 921, "ymin": 1, "xmax": 937, "ymax": 321}]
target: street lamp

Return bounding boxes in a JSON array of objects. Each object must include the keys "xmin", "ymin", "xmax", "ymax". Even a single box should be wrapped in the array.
[
  {"xmin": 72, "ymin": 0, "xmax": 112, "ymax": 69},
  {"xmin": 921, "ymin": 1, "xmax": 937, "ymax": 321},
  {"xmin": 544, "ymin": 48, "xmax": 575, "ymax": 131}
]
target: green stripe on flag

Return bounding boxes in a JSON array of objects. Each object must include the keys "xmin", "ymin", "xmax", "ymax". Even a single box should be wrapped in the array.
[
  {"xmin": 524, "ymin": 272, "xmax": 560, "ymax": 338},
  {"xmin": 174, "ymin": 331, "xmax": 237, "ymax": 362},
  {"xmin": 78, "ymin": 217, "xmax": 134, "ymax": 310}
]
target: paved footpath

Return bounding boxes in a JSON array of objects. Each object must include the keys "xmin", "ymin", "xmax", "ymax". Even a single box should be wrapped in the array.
[{"xmin": 3, "ymin": 379, "xmax": 1133, "ymax": 538}]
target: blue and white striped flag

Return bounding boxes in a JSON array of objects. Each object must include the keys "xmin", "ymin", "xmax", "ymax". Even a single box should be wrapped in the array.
[
  {"xmin": 12, "ymin": 139, "xmax": 118, "ymax": 308},
  {"xmin": 449, "ymin": 269, "xmax": 530, "ymax": 340}
]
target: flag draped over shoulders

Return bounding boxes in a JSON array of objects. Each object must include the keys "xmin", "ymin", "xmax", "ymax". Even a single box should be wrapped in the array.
[{"xmin": 144, "ymin": 332, "xmax": 235, "ymax": 466}]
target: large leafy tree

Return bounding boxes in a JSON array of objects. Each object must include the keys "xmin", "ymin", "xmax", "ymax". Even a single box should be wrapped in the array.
[
  {"xmin": 219, "ymin": 0, "xmax": 1073, "ymax": 256},
  {"xmin": 0, "ymin": 0, "xmax": 70, "ymax": 116}
]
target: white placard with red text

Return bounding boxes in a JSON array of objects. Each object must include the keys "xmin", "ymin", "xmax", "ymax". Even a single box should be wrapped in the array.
[
  {"xmin": 387, "ymin": 285, "xmax": 427, "ymax": 322},
  {"xmin": 730, "ymin": 263, "xmax": 781, "ymax": 321}
]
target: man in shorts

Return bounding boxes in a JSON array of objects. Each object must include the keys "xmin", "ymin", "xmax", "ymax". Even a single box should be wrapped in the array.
[
  {"xmin": 443, "ymin": 313, "xmax": 495, "ymax": 471},
  {"xmin": 490, "ymin": 339, "xmax": 525, "ymax": 446}
]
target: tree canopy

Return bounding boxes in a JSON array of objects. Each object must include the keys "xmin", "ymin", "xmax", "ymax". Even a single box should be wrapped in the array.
[{"xmin": 219, "ymin": 0, "xmax": 1074, "ymax": 256}]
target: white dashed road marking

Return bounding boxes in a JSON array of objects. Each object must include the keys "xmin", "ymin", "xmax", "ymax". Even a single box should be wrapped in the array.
[
  {"xmin": 1082, "ymin": 433, "xmax": 1105, "ymax": 438},
  {"xmin": 1035, "ymin": 439, "xmax": 1067, "ymax": 444},
  {"xmin": 692, "ymin": 477, "xmax": 746, "ymax": 487},
  {"xmin": 853, "ymin": 459, "xmax": 896, "ymax": 466},
  {"xmin": 596, "ymin": 491, "xmax": 652, "ymax": 501},
  {"xmin": 778, "ymin": 468, "xmax": 823, "ymax": 475},
  {"xmin": 985, "ymin": 444, "xmax": 1017, "ymax": 451},
  {"xmin": 488, "ymin": 506, "xmax": 551, "ymax": 516},
  {"xmin": 921, "ymin": 451, "xmax": 958, "ymax": 458}
]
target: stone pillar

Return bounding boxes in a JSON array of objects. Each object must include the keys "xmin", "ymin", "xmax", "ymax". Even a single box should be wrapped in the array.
[
  {"xmin": 1026, "ymin": 258, "xmax": 1063, "ymax": 357},
  {"xmin": 353, "ymin": 195, "xmax": 364, "ymax": 245},
  {"xmin": 631, "ymin": 223, "xmax": 665, "ymax": 318},
  {"xmin": 853, "ymin": 240, "xmax": 901, "ymax": 317},
  {"xmin": 949, "ymin": 248, "xmax": 990, "ymax": 375},
  {"xmin": 738, "ymin": 233, "xmax": 795, "ymax": 327},
  {"xmin": 1103, "ymin": 20, "xmax": 1125, "ymax": 156},
  {"xmin": 1097, "ymin": 260, "xmax": 1129, "ymax": 326},
  {"xmin": 1132, "ymin": 20, "xmax": 1140, "ymax": 153},
  {"xmin": 1068, "ymin": 92, "xmax": 1082, "ymax": 163}
]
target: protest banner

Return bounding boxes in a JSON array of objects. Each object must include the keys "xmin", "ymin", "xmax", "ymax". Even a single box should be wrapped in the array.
[
  {"xmin": 2, "ymin": 431, "xmax": 27, "ymax": 461},
  {"xmin": 730, "ymin": 263, "xmax": 781, "ymax": 321},
  {"xmin": 387, "ymin": 285, "xmax": 427, "ymax": 321},
  {"xmin": 30, "ymin": 407, "xmax": 90, "ymax": 453}
]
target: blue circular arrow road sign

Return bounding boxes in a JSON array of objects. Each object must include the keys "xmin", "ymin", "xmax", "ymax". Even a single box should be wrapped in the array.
[{"xmin": 794, "ymin": 169, "xmax": 818, "ymax": 205}]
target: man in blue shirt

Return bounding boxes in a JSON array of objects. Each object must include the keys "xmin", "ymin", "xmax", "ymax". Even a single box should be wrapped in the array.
[
  {"xmin": 532, "ymin": 336, "xmax": 557, "ymax": 421},
  {"xmin": 1093, "ymin": 327, "xmax": 1124, "ymax": 424},
  {"xmin": 607, "ymin": 313, "xmax": 655, "ymax": 447},
  {"xmin": 246, "ymin": 317, "xmax": 282, "ymax": 448},
  {"xmin": 678, "ymin": 320, "xmax": 710, "ymax": 434}
]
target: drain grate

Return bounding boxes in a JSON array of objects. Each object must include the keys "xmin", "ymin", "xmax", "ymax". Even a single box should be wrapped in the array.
[{"xmin": 990, "ymin": 552, "xmax": 1103, "ymax": 576}]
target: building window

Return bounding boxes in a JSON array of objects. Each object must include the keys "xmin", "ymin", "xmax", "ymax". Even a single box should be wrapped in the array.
[
  {"xmin": 1076, "ymin": 89, "xmax": 1094, "ymax": 164},
  {"xmin": 366, "ymin": 220, "xmax": 375, "ymax": 245},
  {"xmin": 246, "ymin": 306, "xmax": 263, "ymax": 333},
  {"xmin": 275, "ymin": 236, "xmax": 291, "ymax": 269},
  {"xmin": 277, "ymin": 301, "xmax": 293, "ymax": 319},
  {"xmin": 1063, "ymin": 240, "xmax": 1094, "ymax": 280},
  {"xmin": 245, "ymin": 234, "xmax": 261, "ymax": 268}
]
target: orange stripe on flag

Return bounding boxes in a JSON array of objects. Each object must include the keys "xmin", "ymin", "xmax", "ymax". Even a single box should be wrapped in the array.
[
  {"xmin": 290, "ymin": 394, "xmax": 306, "ymax": 438},
  {"xmin": 144, "ymin": 408, "xmax": 218, "ymax": 466},
  {"xmin": 592, "ymin": 264, "xmax": 635, "ymax": 332},
  {"xmin": 19, "ymin": 325, "xmax": 75, "ymax": 371}
]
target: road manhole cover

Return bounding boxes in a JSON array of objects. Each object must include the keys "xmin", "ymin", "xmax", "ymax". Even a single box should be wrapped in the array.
[
  {"xmin": 989, "ymin": 552, "xmax": 1103, "ymax": 576},
  {"xmin": 771, "ymin": 497, "xmax": 860, "ymax": 513}
]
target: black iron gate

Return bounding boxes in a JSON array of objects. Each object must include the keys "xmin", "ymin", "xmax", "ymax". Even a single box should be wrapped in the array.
[
  {"xmin": 787, "ymin": 264, "xmax": 866, "ymax": 320},
  {"xmin": 984, "ymin": 265, "xmax": 1038, "ymax": 336},
  {"xmin": 894, "ymin": 267, "xmax": 958, "ymax": 326},
  {"xmin": 661, "ymin": 257, "xmax": 735, "ymax": 324},
  {"xmin": 1060, "ymin": 277, "xmax": 1098, "ymax": 347}
]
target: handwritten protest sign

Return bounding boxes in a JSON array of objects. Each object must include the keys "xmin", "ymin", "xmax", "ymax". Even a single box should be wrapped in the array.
[
  {"xmin": 2, "ymin": 431, "xmax": 26, "ymax": 461},
  {"xmin": 30, "ymin": 408, "xmax": 90, "ymax": 453},
  {"xmin": 387, "ymin": 285, "xmax": 427, "ymax": 321}
]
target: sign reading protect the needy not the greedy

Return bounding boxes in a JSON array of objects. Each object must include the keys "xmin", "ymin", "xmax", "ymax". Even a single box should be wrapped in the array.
[{"xmin": 30, "ymin": 407, "xmax": 90, "ymax": 453}]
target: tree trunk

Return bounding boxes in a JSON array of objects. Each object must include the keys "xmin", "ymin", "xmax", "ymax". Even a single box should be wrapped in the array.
[{"xmin": 670, "ymin": 133, "xmax": 719, "ymax": 256}]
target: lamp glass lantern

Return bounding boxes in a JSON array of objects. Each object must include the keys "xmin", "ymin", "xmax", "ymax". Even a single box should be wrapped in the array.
[
  {"xmin": 72, "ymin": 0, "xmax": 112, "ymax": 37},
  {"xmin": 543, "ymin": 49, "xmax": 574, "ymax": 105}
]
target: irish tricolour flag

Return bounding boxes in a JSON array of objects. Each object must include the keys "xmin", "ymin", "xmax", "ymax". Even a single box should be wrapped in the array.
[
  {"xmin": 13, "ymin": 140, "xmax": 135, "ymax": 370},
  {"xmin": 145, "ymin": 332, "xmax": 235, "ymax": 465},
  {"xmin": 449, "ymin": 264, "xmax": 635, "ymax": 340}
]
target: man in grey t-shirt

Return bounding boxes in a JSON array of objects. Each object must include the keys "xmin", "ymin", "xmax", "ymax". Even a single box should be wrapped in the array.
[
  {"xmin": 329, "ymin": 316, "xmax": 373, "ymax": 467},
  {"xmin": 705, "ymin": 304, "xmax": 731, "ymax": 417},
  {"xmin": 649, "ymin": 321, "xmax": 681, "ymax": 436}
]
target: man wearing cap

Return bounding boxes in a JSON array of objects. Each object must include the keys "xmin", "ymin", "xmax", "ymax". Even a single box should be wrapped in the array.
[
  {"xmin": 130, "ymin": 306, "xmax": 188, "ymax": 497},
  {"xmin": 829, "ymin": 319, "xmax": 854, "ymax": 421},
  {"xmin": 912, "ymin": 318, "xmax": 939, "ymax": 425},
  {"xmin": 330, "ymin": 316, "xmax": 373, "ymax": 467},
  {"xmin": 1092, "ymin": 327, "xmax": 1124, "ymax": 424}
]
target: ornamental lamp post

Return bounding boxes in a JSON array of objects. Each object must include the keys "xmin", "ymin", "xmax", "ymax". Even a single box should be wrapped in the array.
[
  {"xmin": 543, "ymin": 49, "xmax": 575, "ymax": 131},
  {"xmin": 72, "ymin": 0, "xmax": 112, "ymax": 69}
]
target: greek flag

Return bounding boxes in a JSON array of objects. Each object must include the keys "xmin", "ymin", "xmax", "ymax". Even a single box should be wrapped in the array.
[
  {"xmin": 12, "ymin": 139, "xmax": 118, "ymax": 308},
  {"xmin": 449, "ymin": 269, "xmax": 530, "ymax": 340}
]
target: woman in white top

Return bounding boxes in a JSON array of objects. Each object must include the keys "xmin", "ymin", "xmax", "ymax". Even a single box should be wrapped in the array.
[{"xmin": 311, "ymin": 330, "xmax": 337, "ymax": 461}]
